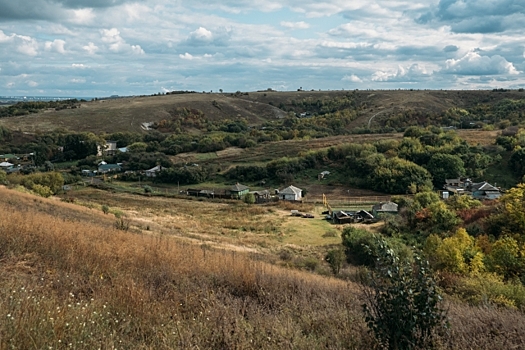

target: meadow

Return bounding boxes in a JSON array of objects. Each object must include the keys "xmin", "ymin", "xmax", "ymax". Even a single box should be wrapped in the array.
[{"xmin": 1, "ymin": 186, "xmax": 525, "ymax": 349}]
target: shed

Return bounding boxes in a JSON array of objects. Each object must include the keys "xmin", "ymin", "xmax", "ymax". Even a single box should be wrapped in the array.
[
  {"xmin": 372, "ymin": 201, "xmax": 398, "ymax": 216},
  {"xmin": 145, "ymin": 165, "xmax": 162, "ymax": 178},
  {"xmin": 230, "ymin": 183, "xmax": 249, "ymax": 199},
  {"xmin": 278, "ymin": 185, "xmax": 303, "ymax": 201},
  {"xmin": 98, "ymin": 163, "xmax": 122, "ymax": 174}
]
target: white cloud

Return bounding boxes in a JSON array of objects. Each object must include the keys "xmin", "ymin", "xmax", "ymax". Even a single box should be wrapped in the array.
[
  {"xmin": 444, "ymin": 51, "xmax": 520, "ymax": 75},
  {"xmin": 45, "ymin": 39, "xmax": 66, "ymax": 54},
  {"xmin": 280, "ymin": 21, "xmax": 310, "ymax": 29},
  {"xmin": 372, "ymin": 64, "xmax": 432, "ymax": 82},
  {"xmin": 27, "ymin": 80, "xmax": 38, "ymax": 87},
  {"xmin": 69, "ymin": 8, "xmax": 95, "ymax": 25},
  {"xmin": 83, "ymin": 42, "xmax": 99, "ymax": 55},
  {"xmin": 131, "ymin": 45, "xmax": 145, "ymax": 55},
  {"xmin": 17, "ymin": 40, "xmax": 38, "ymax": 56},
  {"xmin": 342, "ymin": 74, "xmax": 363, "ymax": 83},
  {"xmin": 72, "ymin": 63, "xmax": 86, "ymax": 68},
  {"xmin": 100, "ymin": 28, "xmax": 145, "ymax": 54},
  {"xmin": 179, "ymin": 52, "xmax": 194, "ymax": 60}
]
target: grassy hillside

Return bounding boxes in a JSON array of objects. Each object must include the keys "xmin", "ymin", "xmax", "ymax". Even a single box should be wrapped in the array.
[
  {"xmin": 1, "ymin": 89, "xmax": 524, "ymax": 134},
  {"xmin": 1, "ymin": 186, "xmax": 525, "ymax": 349}
]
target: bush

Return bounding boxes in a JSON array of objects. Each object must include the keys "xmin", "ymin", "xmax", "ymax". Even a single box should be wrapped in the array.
[
  {"xmin": 361, "ymin": 238, "xmax": 448, "ymax": 350},
  {"xmin": 342, "ymin": 227, "xmax": 412, "ymax": 267},
  {"xmin": 102, "ymin": 205, "xmax": 110, "ymax": 215},
  {"xmin": 31, "ymin": 184, "xmax": 53, "ymax": 198},
  {"xmin": 325, "ymin": 248, "xmax": 345, "ymax": 275},
  {"xmin": 243, "ymin": 193, "xmax": 255, "ymax": 204}
]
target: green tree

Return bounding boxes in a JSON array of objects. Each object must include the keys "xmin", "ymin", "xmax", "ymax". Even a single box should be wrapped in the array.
[
  {"xmin": 426, "ymin": 153, "xmax": 465, "ymax": 188},
  {"xmin": 362, "ymin": 238, "xmax": 448, "ymax": 350},
  {"xmin": 485, "ymin": 236, "xmax": 525, "ymax": 282}
]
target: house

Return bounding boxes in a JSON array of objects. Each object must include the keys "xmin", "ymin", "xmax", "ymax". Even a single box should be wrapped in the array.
[
  {"xmin": 145, "ymin": 165, "xmax": 162, "ymax": 178},
  {"xmin": 278, "ymin": 185, "xmax": 303, "ymax": 201},
  {"xmin": 0, "ymin": 154, "xmax": 17, "ymax": 162},
  {"xmin": 82, "ymin": 169, "xmax": 97, "ymax": 177},
  {"xmin": 98, "ymin": 163, "xmax": 122, "ymax": 174},
  {"xmin": 104, "ymin": 141, "xmax": 118, "ymax": 156},
  {"xmin": 469, "ymin": 181, "xmax": 501, "ymax": 200},
  {"xmin": 372, "ymin": 201, "xmax": 398, "ymax": 216},
  {"xmin": 0, "ymin": 161, "xmax": 14, "ymax": 170},
  {"xmin": 229, "ymin": 183, "xmax": 250, "ymax": 199},
  {"xmin": 250, "ymin": 189, "xmax": 270, "ymax": 199},
  {"xmin": 444, "ymin": 178, "xmax": 464, "ymax": 187}
]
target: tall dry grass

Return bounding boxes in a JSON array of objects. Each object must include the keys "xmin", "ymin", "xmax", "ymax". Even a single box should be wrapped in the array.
[{"xmin": 1, "ymin": 187, "xmax": 525, "ymax": 349}]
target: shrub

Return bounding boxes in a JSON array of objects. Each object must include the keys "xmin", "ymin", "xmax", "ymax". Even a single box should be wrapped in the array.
[
  {"xmin": 31, "ymin": 184, "xmax": 53, "ymax": 198},
  {"xmin": 243, "ymin": 193, "xmax": 255, "ymax": 204},
  {"xmin": 102, "ymin": 205, "xmax": 110, "ymax": 215},
  {"xmin": 114, "ymin": 217, "xmax": 130, "ymax": 231},
  {"xmin": 361, "ymin": 238, "xmax": 448, "ymax": 350},
  {"xmin": 325, "ymin": 248, "xmax": 345, "ymax": 275}
]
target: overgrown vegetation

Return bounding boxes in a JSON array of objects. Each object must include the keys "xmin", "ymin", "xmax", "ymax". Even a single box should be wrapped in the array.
[{"xmin": 1, "ymin": 187, "xmax": 525, "ymax": 349}]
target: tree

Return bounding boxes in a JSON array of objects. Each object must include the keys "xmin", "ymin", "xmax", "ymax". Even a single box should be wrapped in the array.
[
  {"xmin": 509, "ymin": 148, "xmax": 525, "ymax": 177},
  {"xmin": 362, "ymin": 238, "xmax": 448, "ymax": 350},
  {"xmin": 426, "ymin": 228, "xmax": 485, "ymax": 275},
  {"xmin": 426, "ymin": 153, "xmax": 465, "ymax": 188}
]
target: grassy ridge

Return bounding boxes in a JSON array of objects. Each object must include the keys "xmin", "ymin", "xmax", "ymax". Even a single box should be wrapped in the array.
[{"xmin": 1, "ymin": 187, "xmax": 525, "ymax": 349}]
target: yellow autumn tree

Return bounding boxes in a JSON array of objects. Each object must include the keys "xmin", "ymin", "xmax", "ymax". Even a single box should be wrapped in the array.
[{"xmin": 429, "ymin": 228, "xmax": 485, "ymax": 275}]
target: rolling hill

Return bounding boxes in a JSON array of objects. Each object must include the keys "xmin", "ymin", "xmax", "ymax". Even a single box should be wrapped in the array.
[{"xmin": 1, "ymin": 89, "xmax": 524, "ymax": 134}]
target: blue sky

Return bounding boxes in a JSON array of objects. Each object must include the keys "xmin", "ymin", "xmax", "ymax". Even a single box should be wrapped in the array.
[{"xmin": 0, "ymin": 0, "xmax": 524, "ymax": 97}]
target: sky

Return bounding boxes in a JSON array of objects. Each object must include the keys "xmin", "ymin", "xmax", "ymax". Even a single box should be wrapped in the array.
[{"xmin": 0, "ymin": 0, "xmax": 524, "ymax": 97}]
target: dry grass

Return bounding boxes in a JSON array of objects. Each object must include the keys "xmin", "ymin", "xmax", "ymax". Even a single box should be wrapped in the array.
[{"xmin": 1, "ymin": 187, "xmax": 525, "ymax": 349}]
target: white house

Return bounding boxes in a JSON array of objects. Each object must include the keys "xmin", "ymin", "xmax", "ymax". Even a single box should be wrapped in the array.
[
  {"xmin": 278, "ymin": 185, "xmax": 303, "ymax": 201},
  {"xmin": 145, "ymin": 165, "xmax": 162, "ymax": 178}
]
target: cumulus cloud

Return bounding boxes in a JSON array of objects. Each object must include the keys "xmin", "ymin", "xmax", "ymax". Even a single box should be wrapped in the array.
[
  {"xmin": 342, "ymin": 74, "xmax": 363, "ymax": 83},
  {"xmin": 185, "ymin": 26, "xmax": 231, "ymax": 47},
  {"xmin": 189, "ymin": 27, "xmax": 213, "ymax": 43},
  {"xmin": 83, "ymin": 42, "xmax": 99, "ymax": 55},
  {"xmin": 179, "ymin": 52, "xmax": 194, "ymax": 60},
  {"xmin": 372, "ymin": 64, "xmax": 432, "ymax": 82},
  {"xmin": 100, "ymin": 28, "xmax": 145, "ymax": 54},
  {"xmin": 45, "ymin": 39, "xmax": 66, "ymax": 54},
  {"xmin": 443, "ymin": 52, "xmax": 519, "ymax": 75},
  {"xmin": 280, "ymin": 21, "xmax": 310, "ymax": 29}
]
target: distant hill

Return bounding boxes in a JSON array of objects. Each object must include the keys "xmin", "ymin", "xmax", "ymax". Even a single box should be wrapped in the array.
[{"xmin": 0, "ymin": 89, "xmax": 524, "ymax": 134}]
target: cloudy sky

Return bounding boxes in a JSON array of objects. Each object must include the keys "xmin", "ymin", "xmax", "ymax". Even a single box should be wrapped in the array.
[{"xmin": 0, "ymin": 0, "xmax": 524, "ymax": 97}]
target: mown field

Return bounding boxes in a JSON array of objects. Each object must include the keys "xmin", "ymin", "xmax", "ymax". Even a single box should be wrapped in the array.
[{"xmin": 1, "ymin": 186, "xmax": 525, "ymax": 349}]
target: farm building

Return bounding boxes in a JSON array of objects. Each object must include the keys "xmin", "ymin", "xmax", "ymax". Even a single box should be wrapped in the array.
[
  {"xmin": 278, "ymin": 185, "xmax": 303, "ymax": 201},
  {"xmin": 229, "ymin": 183, "xmax": 250, "ymax": 199},
  {"xmin": 470, "ymin": 182, "xmax": 501, "ymax": 200},
  {"xmin": 98, "ymin": 163, "xmax": 122, "ymax": 174},
  {"xmin": 372, "ymin": 201, "xmax": 398, "ymax": 216},
  {"xmin": 145, "ymin": 165, "xmax": 162, "ymax": 178}
]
